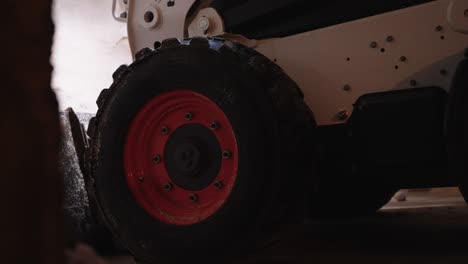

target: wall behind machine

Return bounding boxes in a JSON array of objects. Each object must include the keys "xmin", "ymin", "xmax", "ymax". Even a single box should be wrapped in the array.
[{"xmin": 52, "ymin": 0, "xmax": 132, "ymax": 113}]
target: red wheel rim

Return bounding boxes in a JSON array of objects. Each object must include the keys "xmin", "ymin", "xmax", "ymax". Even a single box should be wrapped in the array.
[{"xmin": 124, "ymin": 90, "xmax": 238, "ymax": 225}]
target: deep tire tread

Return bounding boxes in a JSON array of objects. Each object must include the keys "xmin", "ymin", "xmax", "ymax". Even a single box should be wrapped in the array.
[
  {"xmin": 112, "ymin": 65, "xmax": 128, "ymax": 80},
  {"xmin": 96, "ymin": 89, "xmax": 109, "ymax": 108},
  {"xmin": 188, "ymin": 37, "xmax": 210, "ymax": 48},
  {"xmin": 161, "ymin": 38, "xmax": 180, "ymax": 49},
  {"xmin": 134, "ymin": 47, "xmax": 153, "ymax": 60}
]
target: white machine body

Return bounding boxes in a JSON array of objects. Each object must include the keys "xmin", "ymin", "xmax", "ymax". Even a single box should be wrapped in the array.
[{"xmin": 114, "ymin": 0, "xmax": 468, "ymax": 126}]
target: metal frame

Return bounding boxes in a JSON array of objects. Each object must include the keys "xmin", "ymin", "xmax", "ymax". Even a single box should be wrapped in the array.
[
  {"xmin": 112, "ymin": 0, "xmax": 128, "ymax": 22},
  {"xmin": 126, "ymin": 0, "xmax": 197, "ymax": 55},
  {"xmin": 255, "ymin": 0, "xmax": 468, "ymax": 125},
  {"xmin": 124, "ymin": 0, "xmax": 468, "ymax": 125}
]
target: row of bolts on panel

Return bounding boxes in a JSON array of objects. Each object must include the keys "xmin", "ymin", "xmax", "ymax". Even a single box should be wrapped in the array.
[{"xmin": 338, "ymin": 25, "xmax": 450, "ymax": 121}]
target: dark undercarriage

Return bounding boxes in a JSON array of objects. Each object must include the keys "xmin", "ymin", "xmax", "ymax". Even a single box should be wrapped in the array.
[{"xmin": 316, "ymin": 86, "xmax": 453, "ymax": 190}]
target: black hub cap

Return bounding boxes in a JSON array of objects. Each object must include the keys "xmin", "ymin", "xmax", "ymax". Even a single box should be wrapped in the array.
[
  {"xmin": 174, "ymin": 141, "xmax": 202, "ymax": 174},
  {"xmin": 164, "ymin": 124, "xmax": 222, "ymax": 191}
]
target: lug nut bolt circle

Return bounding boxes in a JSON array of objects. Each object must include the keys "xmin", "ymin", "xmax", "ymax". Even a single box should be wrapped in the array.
[
  {"xmin": 184, "ymin": 112, "xmax": 193, "ymax": 121},
  {"xmin": 161, "ymin": 126, "xmax": 170, "ymax": 135},
  {"xmin": 189, "ymin": 194, "xmax": 199, "ymax": 202},
  {"xmin": 164, "ymin": 183, "xmax": 173, "ymax": 191},
  {"xmin": 222, "ymin": 150, "xmax": 231, "ymax": 159},
  {"xmin": 210, "ymin": 122, "xmax": 219, "ymax": 130},
  {"xmin": 214, "ymin": 181, "xmax": 224, "ymax": 189},
  {"xmin": 153, "ymin": 155, "xmax": 161, "ymax": 164}
]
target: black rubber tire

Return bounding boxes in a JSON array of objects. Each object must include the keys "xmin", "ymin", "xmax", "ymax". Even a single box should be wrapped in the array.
[
  {"xmin": 448, "ymin": 51, "xmax": 468, "ymax": 202},
  {"xmin": 58, "ymin": 109, "xmax": 124, "ymax": 255},
  {"xmin": 87, "ymin": 38, "xmax": 317, "ymax": 263}
]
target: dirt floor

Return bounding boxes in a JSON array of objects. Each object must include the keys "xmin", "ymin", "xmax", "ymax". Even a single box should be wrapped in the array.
[{"xmin": 92, "ymin": 188, "xmax": 468, "ymax": 264}]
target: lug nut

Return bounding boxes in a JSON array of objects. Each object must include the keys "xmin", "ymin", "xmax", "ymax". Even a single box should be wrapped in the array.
[
  {"xmin": 343, "ymin": 85, "xmax": 351, "ymax": 92},
  {"xmin": 154, "ymin": 41, "xmax": 162, "ymax": 49},
  {"xmin": 214, "ymin": 181, "xmax": 224, "ymax": 190},
  {"xmin": 184, "ymin": 112, "xmax": 193, "ymax": 121},
  {"xmin": 198, "ymin": 17, "xmax": 210, "ymax": 32},
  {"xmin": 164, "ymin": 183, "xmax": 173, "ymax": 191},
  {"xmin": 435, "ymin": 25, "xmax": 443, "ymax": 32},
  {"xmin": 369, "ymin": 41, "xmax": 378, "ymax": 48},
  {"xmin": 189, "ymin": 194, "xmax": 199, "ymax": 202},
  {"xmin": 386, "ymin": 35, "xmax": 394, "ymax": 42},
  {"xmin": 222, "ymin": 150, "xmax": 231, "ymax": 159},
  {"xmin": 337, "ymin": 110, "xmax": 350, "ymax": 121},
  {"xmin": 210, "ymin": 122, "xmax": 219, "ymax": 130},
  {"xmin": 153, "ymin": 155, "xmax": 161, "ymax": 164},
  {"xmin": 400, "ymin": 56, "xmax": 407, "ymax": 62},
  {"xmin": 161, "ymin": 126, "xmax": 170, "ymax": 135}
]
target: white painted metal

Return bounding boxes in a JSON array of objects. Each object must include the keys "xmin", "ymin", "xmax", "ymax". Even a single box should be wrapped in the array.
[
  {"xmin": 125, "ymin": 0, "xmax": 468, "ymax": 125},
  {"xmin": 112, "ymin": 0, "xmax": 128, "ymax": 22},
  {"xmin": 447, "ymin": 0, "xmax": 468, "ymax": 33},
  {"xmin": 126, "ymin": 0, "xmax": 196, "ymax": 55},
  {"xmin": 255, "ymin": 0, "xmax": 468, "ymax": 125}
]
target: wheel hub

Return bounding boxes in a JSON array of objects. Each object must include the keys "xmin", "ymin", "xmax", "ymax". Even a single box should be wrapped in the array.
[
  {"xmin": 174, "ymin": 141, "xmax": 202, "ymax": 175},
  {"xmin": 124, "ymin": 90, "xmax": 238, "ymax": 226},
  {"xmin": 165, "ymin": 124, "xmax": 222, "ymax": 191}
]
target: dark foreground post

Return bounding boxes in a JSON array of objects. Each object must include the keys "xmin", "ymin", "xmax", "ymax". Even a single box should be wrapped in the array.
[{"xmin": 0, "ymin": 1, "xmax": 62, "ymax": 263}]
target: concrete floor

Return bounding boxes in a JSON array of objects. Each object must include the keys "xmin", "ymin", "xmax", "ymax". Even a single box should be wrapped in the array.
[{"xmin": 97, "ymin": 188, "xmax": 468, "ymax": 264}]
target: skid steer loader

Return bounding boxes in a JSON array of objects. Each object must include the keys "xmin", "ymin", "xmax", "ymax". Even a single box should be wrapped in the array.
[{"xmin": 64, "ymin": 0, "xmax": 468, "ymax": 262}]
